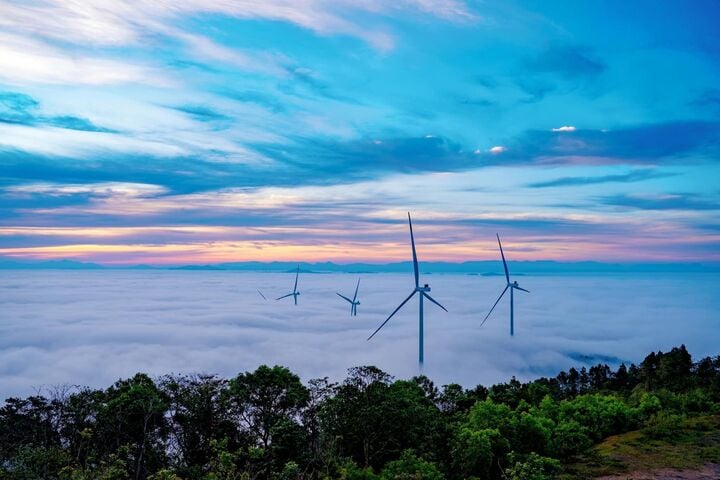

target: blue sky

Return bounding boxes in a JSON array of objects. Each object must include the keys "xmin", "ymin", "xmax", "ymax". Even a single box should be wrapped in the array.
[{"xmin": 0, "ymin": 0, "xmax": 719, "ymax": 264}]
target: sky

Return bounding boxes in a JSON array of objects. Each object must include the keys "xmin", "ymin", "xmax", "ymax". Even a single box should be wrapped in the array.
[
  {"xmin": 1, "ymin": 270, "xmax": 718, "ymax": 399},
  {"xmin": 1, "ymin": 0, "xmax": 719, "ymax": 265}
]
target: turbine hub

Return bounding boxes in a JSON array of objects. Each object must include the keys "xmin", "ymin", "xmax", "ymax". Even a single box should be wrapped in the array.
[{"xmin": 417, "ymin": 285, "xmax": 431, "ymax": 292}]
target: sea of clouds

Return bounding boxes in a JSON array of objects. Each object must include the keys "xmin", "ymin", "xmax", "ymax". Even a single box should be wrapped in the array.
[{"xmin": 1, "ymin": 270, "xmax": 719, "ymax": 399}]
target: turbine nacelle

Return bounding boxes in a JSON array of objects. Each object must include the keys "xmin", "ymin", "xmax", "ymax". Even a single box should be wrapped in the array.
[{"xmin": 417, "ymin": 284, "xmax": 431, "ymax": 292}]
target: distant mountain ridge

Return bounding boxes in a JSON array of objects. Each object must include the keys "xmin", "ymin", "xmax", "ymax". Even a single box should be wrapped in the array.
[{"xmin": 1, "ymin": 257, "xmax": 719, "ymax": 274}]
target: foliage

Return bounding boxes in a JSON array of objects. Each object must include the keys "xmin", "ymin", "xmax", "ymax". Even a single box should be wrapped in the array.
[
  {"xmin": 379, "ymin": 450, "xmax": 443, "ymax": 480},
  {"xmin": 642, "ymin": 411, "xmax": 686, "ymax": 441},
  {"xmin": 0, "ymin": 345, "xmax": 718, "ymax": 480},
  {"xmin": 505, "ymin": 452, "xmax": 561, "ymax": 480}
]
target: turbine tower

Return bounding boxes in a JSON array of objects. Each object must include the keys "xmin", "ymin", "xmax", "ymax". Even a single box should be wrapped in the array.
[
  {"xmin": 276, "ymin": 265, "xmax": 301, "ymax": 305},
  {"xmin": 368, "ymin": 212, "xmax": 447, "ymax": 365},
  {"xmin": 337, "ymin": 277, "xmax": 361, "ymax": 316},
  {"xmin": 480, "ymin": 234, "xmax": 529, "ymax": 336}
]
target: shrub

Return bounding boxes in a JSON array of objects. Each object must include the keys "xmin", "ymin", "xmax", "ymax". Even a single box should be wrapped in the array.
[
  {"xmin": 337, "ymin": 460, "xmax": 378, "ymax": 480},
  {"xmin": 550, "ymin": 420, "xmax": 593, "ymax": 458},
  {"xmin": 380, "ymin": 450, "xmax": 444, "ymax": 480},
  {"xmin": 642, "ymin": 412, "xmax": 686, "ymax": 441},
  {"xmin": 504, "ymin": 452, "xmax": 560, "ymax": 480}
]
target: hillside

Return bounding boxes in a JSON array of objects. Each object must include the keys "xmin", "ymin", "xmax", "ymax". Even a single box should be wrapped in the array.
[{"xmin": 564, "ymin": 415, "xmax": 720, "ymax": 479}]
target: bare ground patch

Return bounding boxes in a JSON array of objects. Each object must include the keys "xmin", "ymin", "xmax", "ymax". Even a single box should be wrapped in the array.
[
  {"xmin": 595, "ymin": 463, "xmax": 720, "ymax": 479},
  {"xmin": 561, "ymin": 416, "xmax": 720, "ymax": 480}
]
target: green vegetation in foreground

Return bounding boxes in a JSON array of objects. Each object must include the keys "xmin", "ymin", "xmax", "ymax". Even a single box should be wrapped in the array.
[{"xmin": 1, "ymin": 345, "xmax": 719, "ymax": 480}]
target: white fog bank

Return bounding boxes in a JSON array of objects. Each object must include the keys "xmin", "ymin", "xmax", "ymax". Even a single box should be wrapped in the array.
[{"xmin": 1, "ymin": 270, "xmax": 718, "ymax": 399}]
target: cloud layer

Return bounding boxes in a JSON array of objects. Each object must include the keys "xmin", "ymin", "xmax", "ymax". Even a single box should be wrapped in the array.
[{"xmin": 1, "ymin": 270, "xmax": 718, "ymax": 399}]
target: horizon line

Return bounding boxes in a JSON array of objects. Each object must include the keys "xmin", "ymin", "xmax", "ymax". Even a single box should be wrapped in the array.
[{"xmin": 1, "ymin": 256, "xmax": 719, "ymax": 272}]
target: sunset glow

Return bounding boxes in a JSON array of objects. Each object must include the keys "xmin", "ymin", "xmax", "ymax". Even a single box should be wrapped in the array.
[{"xmin": 1, "ymin": 1, "xmax": 718, "ymax": 265}]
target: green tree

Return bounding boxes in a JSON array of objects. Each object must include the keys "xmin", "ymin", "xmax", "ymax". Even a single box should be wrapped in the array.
[
  {"xmin": 451, "ymin": 427, "xmax": 493, "ymax": 479},
  {"xmin": 227, "ymin": 365, "xmax": 309, "ymax": 477},
  {"xmin": 657, "ymin": 345, "xmax": 693, "ymax": 391},
  {"xmin": 96, "ymin": 374, "xmax": 169, "ymax": 480},
  {"xmin": 160, "ymin": 374, "xmax": 238, "ymax": 478}
]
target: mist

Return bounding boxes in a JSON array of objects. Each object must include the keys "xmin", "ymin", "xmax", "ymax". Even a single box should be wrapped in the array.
[{"xmin": 1, "ymin": 270, "xmax": 718, "ymax": 399}]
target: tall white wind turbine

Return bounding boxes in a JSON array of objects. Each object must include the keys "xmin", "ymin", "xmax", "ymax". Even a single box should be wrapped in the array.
[
  {"xmin": 368, "ymin": 213, "xmax": 447, "ymax": 365},
  {"xmin": 480, "ymin": 234, "xmax": 529, "ymax": 336}
]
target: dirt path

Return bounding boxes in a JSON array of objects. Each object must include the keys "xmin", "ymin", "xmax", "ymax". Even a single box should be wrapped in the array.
[{"xmin": 596, "ymin": 463, "xmax": 720, "ymax": 480}]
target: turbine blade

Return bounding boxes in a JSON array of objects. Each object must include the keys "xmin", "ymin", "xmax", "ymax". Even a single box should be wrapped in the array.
[
  {"xmin": 368, "ymin": 291, "xmax": 416, "ymax": 340},
  {"xmin": 497, "ymin": 233, "xmax": 510, "ymax": 283},
  {"xmin": 353, "ymin": 277, "xmax": 360, "ymax": 302},
  {"xmin": 336, "ymin": 292, "xmax": 353, "ymax": 304},
  {"xmin": 257, "ymin": 290, "xmax": 267, "ymax": 300},
  {"xmin": 514, "ymin": 285, "xmax": 530, "ymax": 293},
  {"xmin": 294, "ymin": 265, "xmax": 299, "ymax": 292},
  {"xmin": 423, "ymin": 292, "xmax": 447, "ymax": 312},
  {"xmin": 480, "ymin": 285, "xmax": 509, "ymax": 328},
  {"xmin": 276, "ymin": 293, "xmax": 293, "ymax": 300},
  {"xmin": 409, "ymin": 212, "xmax": 419, "ymax": 288}
]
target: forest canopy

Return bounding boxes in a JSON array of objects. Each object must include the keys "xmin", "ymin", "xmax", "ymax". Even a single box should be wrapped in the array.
[{"xmin": 1, "ymin": 345, "xmax": 719, "ymax": 480}]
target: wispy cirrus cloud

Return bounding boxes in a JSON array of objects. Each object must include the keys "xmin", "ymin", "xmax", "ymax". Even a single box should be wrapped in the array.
[
  {"xmin": 0, "ymin": 91, "xmax": 114, "ymax": 132},
  {"xmin": 0, "ymin": 124, "xmax": 186, "ymax": 158},
  {"xmin": 527, "ymin": 169, "xmax": 677, "ymax": 188},
  {"xmin": 0, "ymin": 0, "xmax": 475, "ymax": 53},
  {"xmin": 599, "ymin": 193, "xmax": 720, "ymax": 211},
  {"xmin": 0, "ymin": 32, "xmax": 171, "ymax": 86},
  {"xmin": 174, "ymin": 105, "xmax": 231, "ymax": 123}
]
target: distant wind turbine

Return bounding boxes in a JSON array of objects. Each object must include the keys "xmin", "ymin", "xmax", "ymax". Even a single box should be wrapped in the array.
[
  {"xmin": 337, "ymin": 278, "xmax": 361, "ymax": 316},
  {"xmin": 480, "ymin": 234, "xmax": 529, "ymax": 336},
  {"xmin": 276, "ymin": 265, "xmax": 301, "ymax": 305},
  {"xmin": 368, "ymin": 213, "xmax": 447, "ymax": 365}
]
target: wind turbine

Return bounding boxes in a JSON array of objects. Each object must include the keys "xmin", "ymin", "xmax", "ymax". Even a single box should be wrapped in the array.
[
  {"xmin": 257, "ymin": 289, "xmax": 267, "ymax": 300},
  {"xmin": 480, "ymin": 234, "xmax": 529, "ymax": 336},
  {"xmin": 337, "ymin": 277, "xmax": 361, "ymax": 316},
  {"xmin": 368, "ymin": 212, "xmax": 447, "ymax": 365},
  {"xmin": 276, "ymin": 265, "xmax": 301, "ymax": 305}
]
